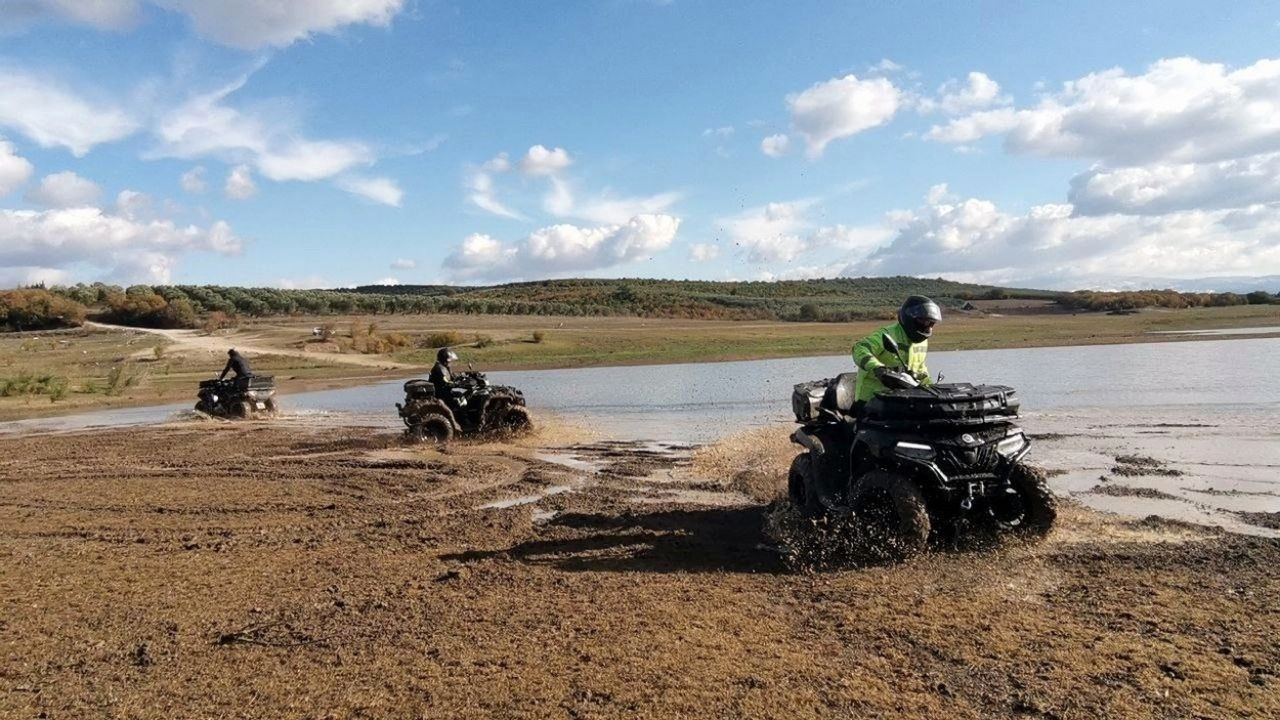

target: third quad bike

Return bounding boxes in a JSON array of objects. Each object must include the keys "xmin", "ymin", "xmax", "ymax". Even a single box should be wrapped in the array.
[
  {"xmin": 787, "ymin": 334, "xmax": 1055, "ymax": 559},
  {"xmin": 396, "ymin": 370, "xmax": 531, "ymax": 443},
  {"xmin": 196, "ymin": 376, "xmax": 278, "ymax": 419}
]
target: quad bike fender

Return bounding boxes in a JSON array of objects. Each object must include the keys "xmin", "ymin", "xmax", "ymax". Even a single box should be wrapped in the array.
[
  {"xmin": 790, "ymin": 428, "xmax": 825, "ymax": 455},
  {"xmin": 400, "ymin": 398, "xmax": 462, "ymax": 432},
  {"xmin": 480, "ymin": 397, "xmax": 521, "ymax": 428}
]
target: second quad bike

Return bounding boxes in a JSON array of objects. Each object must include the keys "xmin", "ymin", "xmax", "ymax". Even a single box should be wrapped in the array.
[
  {"xmin": 196, "ymin": 376, "xmax": 278, "ymax": 419},
  {"xmin": 396, "ymin": 370, "xmax": 531, "ymax": 443},
  {"xmin": 787, "ymin": 334, "xmax": 1055, "ymax": 560}
]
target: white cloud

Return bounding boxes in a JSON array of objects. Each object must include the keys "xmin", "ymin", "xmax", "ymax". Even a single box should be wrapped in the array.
[
  {"xmin": 444, "ymin": 214, "xmax": 681, "ymax": 280},
  {"xmin": 925, "ymin": 57, "xmax": 1280, "ymax": 166},
  {"xmin": 154, "ymin": 74, "xmax": 373, "ymax": 183},
  {"xmin": 702, "ymin": 126, "xmax": 735, "ymax": 139},
  {"xmin": 0, "ymin": 67, "xmax": 138, "ymax": 156},
  {"xmin": 542, "ymin": 176, "xmax": 681, "ymax": 225},
  {"xmin": 336, "ymin": 175, "xmax": 403, "ymax": 206},
  {"xmin": 0, "ymin": 140, "xmax": 34, "ymax": 197},
  {"xmin": 787, "ymin": 74, "xmax": 901, "ymax": 158},
  {"xmin": 1068, "ymin": 153, "xmax": 1280, "ymax": 215},
  {"xmin": 721, "ymin": 199, "xmax": 892, "ymax": 263},
  {"xmin": 115, "ymin": 189, "xmax": 154, "ymax": 220},
  {"xmin": 760, "ymin": 133, "xmax": 791, "ymax": 158},
  {"xmin": 466, "ymin": 153, "xmax": 524, "ymax": 220},
  {"xmin": 0, "ymin": 205, "xmax": 241, "ymax": 283},
  {"xmin": 0, "ymin": 0, "xmax": 139, "ymax": 33},
  {"xmin": 689, "ymin": 243, "xmax": 720, "ymax": 262},
  {"xmin": 276, "ymin": 275, "xmax": 330, "ymax": 290},
  {"xmin": 179, "ymin": 166, "xmax": 206, "ymax": 193},
  {"xmin": 224, "ymin": 164, "xmax": 256, "ymax": 199},
  {"xmin": 151, "ymin": 0, "xmax": 405, "ymax": 49},
  {"xmin": 849, "ymin": 187, "xmax": 1280, "ymax": 286},
  {"xmin": 372, "ymin": 276, "xmax": 401, "ymax": 285},
  {"xmin": 936, "ymin": 71, "xmax": 1008, "ymax": 115},
  {"xmin": 520, "ymin": 145, "xmax": 573, "ymax": 176},
  {"xmin": 390, "ymin": 258, "xmax": 415, "ymax": 269},
  {"xmin": 25, "ymin": 171, "xmax": 101, "ymax": 208}
]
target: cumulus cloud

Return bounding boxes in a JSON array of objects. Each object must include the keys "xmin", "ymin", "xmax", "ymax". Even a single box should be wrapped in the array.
[
  {"xmin": 179, "ymin": 166, "xmax": 206, "ymax": 193},
  {"xmin": 787, "ymin": 74, "xmax": 900, "ymax": 158},
  {"xmin": 390, "ymin": 258, "xmax": 415, "ymax": 269},
  {"xmin": 520, "ymin": 145, "xmax": 573, "ymax": 176},
  {"xmin": 0, "ymin": 205, "xmax": 241, "ymax": 283},
  {"xmin": 336, "ymin": 175, "xmax": 403, "ymax": 206},
  {"xmin": 153, "ymin": 73, "xmax": 373, "ymax": 183},
  {"xmin": 155, "ymin": 0, "xmax": 404, "ymax": 49},
  {"xmin": 1069, "ymin": 153, "xmax": 1280, "ymax": 216},
  {"xmin": 0, "ymin": 140, "xmax": 34, "ymax": 197},
  {"xmin": 0, "ymin": 67, "xmax": 138, "ymax": 156},
  {"xmin": 760, "ymin": 133, "xmax": 790, "ymax": 158},
  {"xmin": 935, "ymin": 71, "xmax": 1008, "ymax": 115},
  {"xmin": 16, "ymin": 0, "xmax": 406, "ymax": 49},
  {"xmin": 689, "ymin": 243, "xmax": 720, "ymax": 262},
  {"xmin": 224, "ymin": 164, "xmax": 256, "ymax": 199},
  {"xmin": 848, "ymin": 187, "xmax": 1280, "ymax": 286},
  {"xmin": 0, "ymin": 0, "xmax": 139, "ymax": 33},
  {"xmin": 444, "ymin": 214, "xmax": 681, "ymax": 280},
  {"xmin": 25, "ymin": 171, "xmax": 101, "ymax": 208},
  {"xmin": 542, "ymin": 177, "xmax": 680, "ymax": 225},
  {"xmin": 925, "ymin": 57, "xmax": 1280, "ymax": 166},
  {"xmin": 720, "ymin": 199, "xmax": 892, "ymax": 264}
]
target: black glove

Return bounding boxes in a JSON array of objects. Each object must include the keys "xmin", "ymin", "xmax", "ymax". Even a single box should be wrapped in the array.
[{"xmin": 873, "ymin": 366, "xmax": 892, "ymax": 380}]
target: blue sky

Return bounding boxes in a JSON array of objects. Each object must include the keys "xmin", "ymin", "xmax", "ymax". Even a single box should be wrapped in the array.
[{"xmin": 2, "ymin": 0, "xmax": 1280, "ymax": 289}]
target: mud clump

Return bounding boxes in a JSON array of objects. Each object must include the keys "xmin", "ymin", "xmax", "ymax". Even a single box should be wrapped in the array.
[
  {"xmin": 1112, "ymin": 454, "xmax": 1184, "ymax": 477},
  {"xmin": 1088, "ymin": 484, "xmax": 1182, "ymax": 501},
  {"xmin": 1237, "ymin": 511, "xmax": 1280, "ymax": 530}
]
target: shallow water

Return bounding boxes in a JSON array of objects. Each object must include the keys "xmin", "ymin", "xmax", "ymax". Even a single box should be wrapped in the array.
[
  {"xmin": 1147, "ymin": 326, "xmax": 1280, "ymax": 336},
  {"xmin": 3, "ymin": 336, "xmax": 1278, "ymax": 443}
]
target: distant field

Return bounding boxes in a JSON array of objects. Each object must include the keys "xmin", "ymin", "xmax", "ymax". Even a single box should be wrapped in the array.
[{"xmin": 1, "ymin": 303, "xmax": 1276, "ymax": 421}]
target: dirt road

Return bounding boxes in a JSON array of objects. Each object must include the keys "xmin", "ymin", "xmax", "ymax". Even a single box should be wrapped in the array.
[
  {"xmin": 1, "ymin": 420, "xmax": 1276, "ymax": 719},
  {"xmin": 85, "ymin": 321, "xmax": 419, "ymax": 369}
]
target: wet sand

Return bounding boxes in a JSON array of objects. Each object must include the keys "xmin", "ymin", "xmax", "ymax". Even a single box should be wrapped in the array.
[{"xmin": 1, "ymin": 418, "xmax": 1277, "ymax": 719}]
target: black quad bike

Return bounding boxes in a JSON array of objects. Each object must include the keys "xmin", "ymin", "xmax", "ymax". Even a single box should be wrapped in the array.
[
  {"xmin": 787, "ymin": 335, "xmax": 1055, "ymax": 560},
  {"xmin": 396, "ymin": 370, "xmax": 531, "ymax": 444},
  {"xmin": 196, "ymin": 376, "xmax": 278, "ymax": 419}
]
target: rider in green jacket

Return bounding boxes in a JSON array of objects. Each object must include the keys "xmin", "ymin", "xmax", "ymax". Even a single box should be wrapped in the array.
[{"xmin": 852, "ymin": 296, "xmax": 942, "ymax": 407}]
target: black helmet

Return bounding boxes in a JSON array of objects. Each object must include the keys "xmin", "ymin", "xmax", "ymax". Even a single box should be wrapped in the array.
[
  {"xmin": 437, "ymin": 347, "xmax": 458, "ymax": 364},
  {"xmin": 898, "ymin": 295, "xmax": 942, "ymax": 343},
  {"xmin": 227, "ymin": 348, "xmax": 237, "ymax": 356}
]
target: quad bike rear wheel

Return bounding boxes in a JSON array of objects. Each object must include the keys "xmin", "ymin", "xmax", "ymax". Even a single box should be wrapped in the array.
[
  {"xmin": 409, "ymin": 416, "xmax": 453, "ymax": 445},
  {"xmin": 263, "ymin": 398, "xmax": 279, "ymax": 417},
  {"xmin": 990, "ymin": 463, "xmax": 1057, "ymax": 540},
  {"xmin": 853, "ymin": 470, "xmax": 930, "ymax": 561},
  {"xmin": 234, "ymin": 400, "xmax": 253, "ymax": 419}
]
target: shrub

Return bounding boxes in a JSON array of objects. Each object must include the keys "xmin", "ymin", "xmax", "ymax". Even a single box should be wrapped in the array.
[
  {"xmin": 1246, "ymin": 290, "xmax": 1274, "ymax": 305},
  {"xmin": 421, "ymin": 331, "xmax": 462, "ymax": 348},
  {"xmin": 0, "ymin": 372, "xmax": 69, "ymax": 401},
  {"xmin": 104, "ymin": 364, "xmax": 145, "ymax": 396},
  {"xmin": 532, "ymin": 331, "xmax": 545, "ymax": 343},
  {"xmin": 202, "ymin": 311, "xmax": 235, "ymax": 334},
  {"xmin": 0, "ymin": 289, "xmax": 87, "ymax": 331},
  {"xmin": 152, "ymin": 345, "xmax": 167, "ymax": 360},
  {"xmin": 473, "ymin": 334, "xmax": 495, "ymax": 348}
]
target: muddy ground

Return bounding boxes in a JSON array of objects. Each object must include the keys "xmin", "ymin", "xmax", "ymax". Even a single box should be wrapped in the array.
[{"xmin": 1, "ymin": 421, "xmax": 1278, "ymax": 719}]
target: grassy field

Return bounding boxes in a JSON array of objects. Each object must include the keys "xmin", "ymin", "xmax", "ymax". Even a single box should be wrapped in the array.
[{"xmin": 1, "ymin": 303, "xmax": 1276, "ymax": 421}]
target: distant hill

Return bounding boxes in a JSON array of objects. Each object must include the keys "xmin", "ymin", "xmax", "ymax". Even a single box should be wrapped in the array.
[{"xmin": 344, "ymin": 277, "xmax": 1059, "ymax": 321}]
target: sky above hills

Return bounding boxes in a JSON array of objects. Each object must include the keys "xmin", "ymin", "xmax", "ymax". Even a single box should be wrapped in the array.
[{"xmin": 2, "ymin": 0, "xmax": 1280, "ymax": 291}]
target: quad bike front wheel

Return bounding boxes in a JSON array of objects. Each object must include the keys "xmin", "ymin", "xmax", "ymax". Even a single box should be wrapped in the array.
[
  {"xmin": 496, "ymin": 406, "xmax": 532, "ymax": 435},
  {"xmin": 787, "ymin": 453, "xmax": 825, "ymax": 518},
  {"xmin": 852, "ymin": 470, "xmax": 930, "ymax": 561},
  {"xmin": 989, "ymin": 463, "xmax": 1057, "ymax": 539},
  {"xmin": 263, "ymin": 398, "xmax": 279, "ymax": 417}
]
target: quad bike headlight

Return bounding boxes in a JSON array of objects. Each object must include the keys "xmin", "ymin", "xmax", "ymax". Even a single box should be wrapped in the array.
[
  {"xmin": 996, "ymin": 432, "xmax": 1029, "ymax": 458},
  {"xmin": 894, "ymin": 441, "xmax": 935, "ymax": 461}
]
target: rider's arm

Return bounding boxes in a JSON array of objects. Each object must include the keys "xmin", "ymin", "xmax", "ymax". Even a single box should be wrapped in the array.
[
  {"xmin": 852, "ymin": 330, "xmax": 886, "ymax": 372},
  {"xmin": 219, "ymin": 358, "xmax": 232, "ymax": 380}
]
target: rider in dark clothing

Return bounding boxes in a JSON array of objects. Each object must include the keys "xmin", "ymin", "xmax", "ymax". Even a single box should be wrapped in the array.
[
  {"xmin": 219, "ymin": 348, "xmax": 253, "ymax": 380},
  {"xmin": 430, "ymin": 347, "xmax": 462, "ymax": 404}
]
